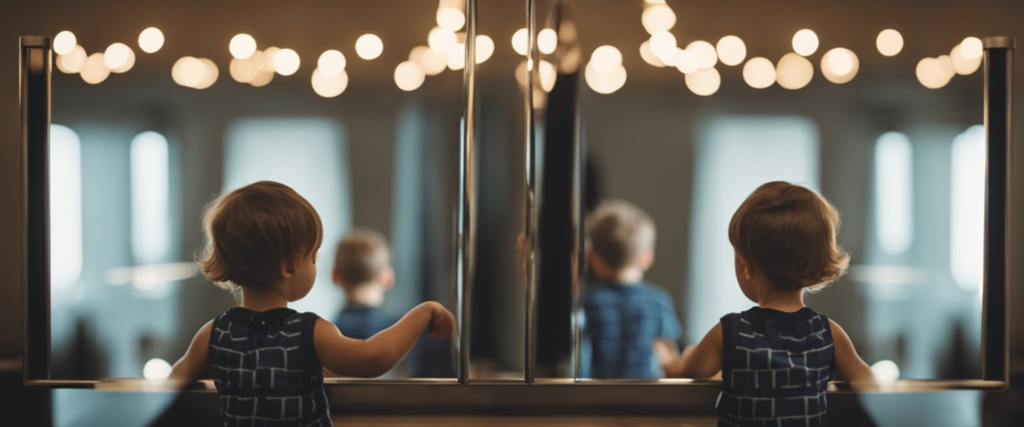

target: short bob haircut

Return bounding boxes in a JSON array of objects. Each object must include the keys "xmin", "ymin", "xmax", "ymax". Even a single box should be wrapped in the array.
[
  {"xmin": 197, "ymin": 181, "xmax": 323, "ymax": 291},
  {"xmin": 728, "ymin": 181, "xmax": 850, "ymax": 291},
  {"xmin": 588, "ymin": 200, "xmax": 656, "ymax": 270},
  {"xmin": 333, "ymin": 229, "xmax": 390, "ymax": 288}
]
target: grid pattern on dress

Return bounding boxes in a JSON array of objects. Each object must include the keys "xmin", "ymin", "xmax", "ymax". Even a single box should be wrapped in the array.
[
  {"xmin": 718, "ymin": 308, "xmax": 834, "ymax": 427},
  {"xmin": 209, "ymin": 308, "xmax": 331, "ymax": 427},
  {"xmin": 583, "ymin": 282, "xmax": 682, "ymax": 379}
]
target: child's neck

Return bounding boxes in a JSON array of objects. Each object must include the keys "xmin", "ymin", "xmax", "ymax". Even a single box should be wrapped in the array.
[
  {"xmin": 596, "ymin": 266, "xmax": 645, "ymax": 285},
  {"xmin": 241, "ymin": 286, "xmax": 289, "ymax": 312},
  {"xmin": 345, "ymin": 284, "xmax": 385, "ymax": 308},
  {"xmin": 757, "ymin": 287, "xmax": 805, "ymax": 313}
]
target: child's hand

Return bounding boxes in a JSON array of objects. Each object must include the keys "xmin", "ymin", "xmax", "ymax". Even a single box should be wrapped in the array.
[{"xmin": 426, "ymin": 302, "xmax": 456, "ymax": 338}]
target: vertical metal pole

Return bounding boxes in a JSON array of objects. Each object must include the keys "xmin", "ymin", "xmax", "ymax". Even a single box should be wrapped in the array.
[
  {"xmin": 572, "ymin": 99, "xmax": 584, "ymax": 382},
  {"xmin": 524, "ymin": 0, "xmax": 538, "ymax": 384},
  {"xmin": 21, "ymin": 36, "xmax": 52, "ymax": 383},
  {"xmin": 456, "ymin": 0, "xmax": 478, "ymax": 385},
  {"xmin": 982, "ymin": 36, "xmax": 1014, "ymax": 385}
]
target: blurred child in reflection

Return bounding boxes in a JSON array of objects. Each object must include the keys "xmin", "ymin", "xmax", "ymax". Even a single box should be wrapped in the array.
[
  {"xmin": 657, "ymin": 181, "xmax": 875, "ymax": 426},
  {"xmin": 583, "ymin": 200, "xmax": 683, "ymax": 379},
  {"xmin": 169, "ymin": 181, "xmax": 455, "ymax": 427}
]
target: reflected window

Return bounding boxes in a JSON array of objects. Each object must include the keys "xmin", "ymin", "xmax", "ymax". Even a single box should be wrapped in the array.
[
  {"xmin": 689, "ymin": 116, "xmax": 820, "ymax": 335},
  {"xmin": 950, "ymin": 125, "xmax": 985, "ymax": 291},
  {"xmin": 50, "ymin": 124, "xmax": 83, "ymax": 295},
  {"xmin": 130, "ymin": 131, "xmax": 170, "ymax": 264},
  {"xmin": 874, "ymin": 132, "xmax": 914, "ymax": 254},
  {"xmin": 224, "ymin": 118, "xmax": 352, "ymax": 316}
]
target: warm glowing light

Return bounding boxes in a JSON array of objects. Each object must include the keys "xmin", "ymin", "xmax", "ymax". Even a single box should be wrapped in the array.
[
  {"xmin": 193, "ymin": 58, "xmax": 219, "ymax": 90},
  {"xmin": 57, "ymin": 45, "xmax": 87, "ymax": 74},
  {"xmin": 428, "ymin": 27, "xmax": 457, "ymax": 53},
  {"xmin": 229, "ymin": 34, "xmax": 257, "ymax": 60},
  {"xmin": 821, "ymin": 48, "xmax": 859, "ymax": 84},
  {"xmin": 111, "ymin": 47, "xmax": 136, "ymax": 73},
  {"xmin": 775, "ymin": 52, "xmax": 813, "ymax": 90},
  {"xmin": 447, "ymin": 43, "xmax": 466, "ymax": 70},
  {"xmin": 674, "ymin": 50, "xmax": 699, "ymax": 74},
  {"xmin": 172, "ymin": 56, "xmax": 205, "ymax": 88},
  {"xmin": 229, "ymin": 56, "xmax": 260, "ymax": 83},
  {"xmin": 871, "ymin": 360, "xmax": 900, "ymax": 383},
  {"xmin": 81, "ymin": 53, "xmax": 111, "ymax": 84},
  {"xmin": 476, "ymin": 35, "xmax": 495, "ymax": 64},
  {"xmin": 420, "ymin": 48, "xmax": 448, "ymax": 76},
  {"xmin": 437, "ymin": 7, "xmax": 466, "ymax": 32},
  {"xmin": 261, "ymin": 47, "xmax": 280, "ymax": 71},
  {"xmin": 639, "ymin": 41, "xmax": 665, "ymax": 67},
  {"xmin": 273, "ymin": 48, "xmax": 300, "ymax": 76},
  {"xmin": 311, "ymin": 68, "xmax": 348, "ymax": 97},
  {"xmin": 792, "ymin": 29, "xmax": 819, "ymax": 56},
  {"xmin": 356, "ymin": 34, "xmax": 384, "ymax": 60},
  {"xmin": 716, "ymin": 36, "xmax": 746, "ymax": 66},
  {"xmin": 641, "ymin": 4, "xmax": 676, "ymax": 34},
  {"xmin": 742, "ymin": 57, "xmax": 775, "ymax": 89},
  {"xmin": 656, "ymin": 48, "xmax": 680, "ymax": 67},
  {"xmin": 649, "ymin": 31, "xmax": 677, "ymax": 57},
  {"xmin": 960, "ymin": 37, "xmax": 983, "ymax": 60},
  {"xmin": 144, "ymin": 358, "xmax": 172, "ymax": 380},
  {"xmin": 950, "ymin": 43, "xmax": 982, "ymax": 75},
  {"xmin": 584, "ymin": 62, "xmax": 626, "ymax": 94},
  {"xmin": 936, "ymin": 55, "xmax": 955, "ymax": 80},
  {"xmin": 409, "ymin": 46, "xmax": 430, "ymax": 64},
  {"xmin": 686, "ymin": 41, "xmax": 718, "ymax": 70},
  {"xmin": 104, "ymin": 43, "xmax": 132, "ymax": 70},
  {"xmin": 916, "ymin": 57, "xmax": 950, "ymax": 89},
  {"xmin": 876, "ymin": 29, "xmax": 903, "ymax": 57},
  {"xmin": 685, "ymin": 68, "xmax": 721, "ymax": 96},
  {"xmin": 539, "ymin": 60, "xmax": 558, "ymax": 92},
  {"xmin": 537, "ymin": 28, "xmax": 558, "ymax": 54},
  {"xmin": 54, "ymin": 31, "xmax": 77, "ymax": 55},
  {"xmin": 138, "ymin": 27, "xmax": 164, "ymax": 53},
  {"xmin": 248, "ymin": 69, "xmax": 274, "ymax": 87},
  {"xmin": 395, "ymin": 61, "xmax": 426, "ymax": 91},
  {"xmin": 318, "ymin": 50, "xmax": 347, "ymax": 76},
  {"xmin": 590, "ymin": 45, "xmax": 622, "ymax": 74},
  {"xmin": 512, "ymin": 28, "xmax": 529, "ymax": 56}
]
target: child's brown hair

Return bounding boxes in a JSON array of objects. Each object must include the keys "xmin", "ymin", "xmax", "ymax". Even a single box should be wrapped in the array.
[
  {"xmin": 588, "ymin": 200, "xmax": 656, "ymax": 270},
  {"xmin": 333, "ymin": 229, "xmax": 390, "ymax": 288},
  {"xmin": 728, "ymin": 181, "xmax": 849, "ymax": 291},
  {"xmin": 197, "ymin": 181, "xmax": 323, "ymax": 291}
]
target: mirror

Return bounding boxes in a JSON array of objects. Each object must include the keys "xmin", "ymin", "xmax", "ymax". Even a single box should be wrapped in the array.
[{"xmin": 552, "ymin": 1, "xmax": 989, "ymax": 381}]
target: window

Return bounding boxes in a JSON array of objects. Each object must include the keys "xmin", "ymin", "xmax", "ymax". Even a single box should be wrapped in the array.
[
  {"xmin": 689, "ymin": 116, "xmax": 820, "ymax": 335},
  {"xmin": 130, "ymin": 131, "xmax": 170, "ymax": 264},
  {"xmin": 950, "ymin": 124, "xmax": 985, "ymax": 292},
  {"xmin": 224, "ymin": 118, "xmax": 352, "ymax": 316},
  {"xmin": 49, "ymin": 124, "xmax": 83, "ymax": 295},
  {"xmin": 874, "ymin": 132, "xmax": 914, "ymax": 254}
]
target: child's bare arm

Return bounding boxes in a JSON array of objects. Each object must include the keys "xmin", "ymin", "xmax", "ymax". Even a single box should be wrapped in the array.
[
  {"xmin": 314, "ymin": 301, "xmax": 455, "ymax": 378},
  {"xmin": 662, "ymin": 322, "xmax": 723, "ymax": 378},
  {"xmin": 169, "ymin": 320, "xmax": 214, "ymax": 382},
  {"xmin": 829, "ymin": 319, "xmax": 876, "ymax": 388}
]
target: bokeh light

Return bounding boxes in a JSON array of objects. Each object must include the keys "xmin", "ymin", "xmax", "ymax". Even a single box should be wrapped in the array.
[
  {"xmin": 539, "ymin": 60, "xmax": 558, "ymax": 92},
  {"xmin": 143, "ymin": 358, "xmax": 172, "ymax": 380},
  {"xmin": 230, "ymin": 56, "xmax": 260, "ymax": 83},
  {"xmin": 960, "ymin": 37, "xmax": 983, "ymax": 60},
  {"xmin": 104, "ymin": 43, "xmax": 132, "ymax": 70},
  {"xmin": 54, "ymin": 31, "xmax": 77, "ymax": 55},
  {"xmin": 111, "ymin": 47, "xmax": 136, "ymax": 73},
  {"xmin": 821, "ymin": 48, "xmax": 859, "ymax": 84},
  {"xmin": 311, "ymin": 68, "xmax": 349, "ymax": 98},
  {"xmin": 591, "ymin": 46, "xmax": 623, "ymax": 74},
  {"xmin": 420, "ymin": 48, "xmax": 449, "ymax": 76},
  {"xmin": 792, "ymin": 29, "xmax": 819, "ymax": 56},
  {"xmin": 537, "ymin": 28, "xmax": 558, "ymax": 54},
  {"xmin": 318, "ymin": 50, "xmax": 347, "ymax": 76},
  {"xmin": 273, "ymin": 48, "xmax": 301, "ymax": 76},
  {"xmin": 916, "ymin": 57, "xmax": 951, "ymax": 89},
  {"xmin": 641, "ymin": 4, "xmax": 676, "ymax": 34},
  {"xmin": 229, "ymin": 34, "xmax": 257, "ymax": 60},
  {"xmin": 193, "ymin": 58, "xmax": 219, "ymax": 90},
  {"xmin": 512, "ymin": 28, "xmax": 528, "ymax": 56},
  {"xmin": 394, "ymin": 61, "xmax": 426, "ymax": 91},
  {"xmin": 950, "ymin": 43, "xmax": 982, "ymax": 75},
  {"xmin": 447, "ymin": 43, "xmax": 466, "ymax": 70},
  {"xmin": 138, "ymin": 27, "xmax": 164, "ymax": 53},
  {"xmin": 649, "ymin": 31, "xmax": 677, "ymax": 58},
  {"xmin": 876, "ymin": 29, "xmax": 903, "ymax": 57},
  {"xmin": 684, "ymin": 68, "xmax": 721, "ymax": 96},
  {"xmin": 674, "ymin": 50, "xmax": 699, "ymax": 74},
  {"xmin": 716, "ymin": 36, "xmax": 746, "ymax": 66},
  {"xmin": 775, "ymin": 52, "xmax": 813, "ymax": 90},
  {"xmin": 436, "ymin": 6, "xmax": 466, "ymax": 32},
  {"xmin": 57, "ymin": 45, "xmax": 87, "ymax": 74},
  {"xmin": 356, "ymin": 34, "xmax": 384, "ymax": 60},
  {"xmin": 686, "ymin": 41, "xmax": 718, "ymax": 69},
  {"xmin": 172, "ymin": 56, "xmax": 206, "ymax": 88},
  {"xmin": 584, "ymin": 62, "xmax": 626, "ymax": 94},
  {"xmin": 871, "ymin": 360, "xmax": 900, "ymax": 383},
  {"xmin": 639, "ymin": 41, "xmax": 666, "ymax": 67},
  {"xmin": 428, "ymin": 27, "xmax": 457, "ymax": 53},
  {"xmin": 80, "ymin": 53, "xmax": 111, "ymax": 84},
  {"xmin": 476, "ymin": 35, "xmax": 495, "ymax": 64},
  {"xmin": 742, "ymin": 57, "xmax": 775, "ymax": 89}
]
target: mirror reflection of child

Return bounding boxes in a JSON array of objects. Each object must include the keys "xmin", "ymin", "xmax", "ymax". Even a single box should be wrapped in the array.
[
  {"xmin": 584, "ymin": 200, "xmax": 683, "ymax": 379},
  {"xmin": 657, "ymin": 181, "xmax": 876, "ymax": 425},
  {"xmin": 169, "ymin": 181, "xmax": 455, "ymax": 426}
]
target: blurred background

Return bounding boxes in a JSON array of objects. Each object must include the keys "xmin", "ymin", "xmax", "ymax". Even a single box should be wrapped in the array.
[{"xmin": 2, "ymin": 0, "xmax": 1024, "ymax": 425}]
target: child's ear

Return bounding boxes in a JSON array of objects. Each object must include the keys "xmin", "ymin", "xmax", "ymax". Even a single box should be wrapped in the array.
[
  {"xmin": 379, "ymin": 267, "xmax": 395, "ymax": 291},
  {"xmin": 638, "ymin": 250, "xmax": 655, "ymax": 271},
  {"xmin": 280, "ymin": 261, "xmax": 295, "ymax": 279},
  {"xmin": 738, "ymin": 255, "xmax": 754, "ymax": 280},
  {"xmin": 331, "ymin": 267, "xmax": 341, "ymax": 285}
]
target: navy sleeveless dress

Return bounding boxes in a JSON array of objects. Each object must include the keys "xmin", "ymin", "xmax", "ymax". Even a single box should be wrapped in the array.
[
  {"xmin": 718, "ymin": 307, "xmax": 835, "ymax": 427},
  {"xmin": 208, "ymin": 307, "xmax": 331, "ymax": 426}
]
